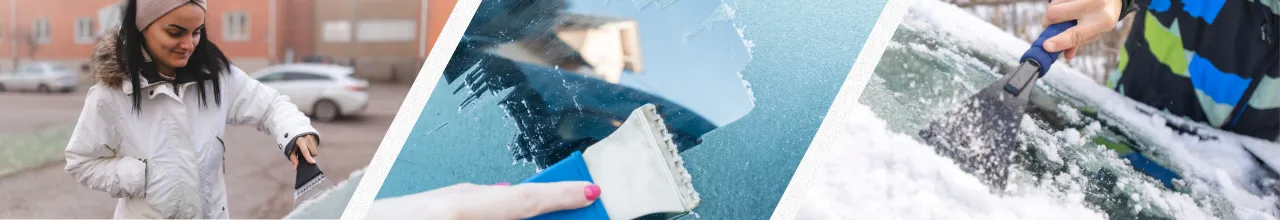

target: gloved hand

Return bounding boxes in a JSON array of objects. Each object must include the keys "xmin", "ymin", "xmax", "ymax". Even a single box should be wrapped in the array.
[
  {"xmin": 367, "ymin": 181, "xmax": 602, "ymax": 220},
  {"xmin": 1041, "ymin": 0, "xmax": 1125, "ymax": 61}
]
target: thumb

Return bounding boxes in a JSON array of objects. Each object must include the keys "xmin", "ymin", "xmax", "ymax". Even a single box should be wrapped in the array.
[
  {"xmin": 460, "ymin": 181, "xmax": 601, "ymax": 219},
  {"xmin": 1043, "ymin": 26, "xmax": 1085, "ymax": 53}
]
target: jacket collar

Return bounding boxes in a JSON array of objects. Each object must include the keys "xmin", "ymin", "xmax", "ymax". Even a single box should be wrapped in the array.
[{"xmin": 121, "ymin": 75, "xmax": 198, "ymax": 102}]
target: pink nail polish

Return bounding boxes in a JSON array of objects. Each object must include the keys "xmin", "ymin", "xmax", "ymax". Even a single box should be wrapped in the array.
[
  {"xmin": 584, "ymin": 185, "xmax": 601, "ymax": 201},
  {"xmin": 494, "ymin": 182, "xmax": 510, "ymax": 186}
]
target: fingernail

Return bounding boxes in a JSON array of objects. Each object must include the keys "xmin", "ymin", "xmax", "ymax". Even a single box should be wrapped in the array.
[
  {"xmin": 494, "ymin": 182, "xmax": 510, "ymax": 186},
  {"xmin": 1045, "ymin": 42, "xmax": 1058, "ymax": 51},
  {"xmin": 584, "ymin": 184, "xmax": 601, "ymax": 201}
]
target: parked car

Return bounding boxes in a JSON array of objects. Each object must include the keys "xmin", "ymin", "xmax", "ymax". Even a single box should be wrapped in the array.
[
  {"xmin": 253, "ymin": 64, "xmax": 370, "ymax": 122},
  {"xmin": 0, "ymin": 62, "xmax": 79, "ymax": 93},
  {"xmin": 301, "ymin": 55, "xmax": 336, "ymax": 65}
]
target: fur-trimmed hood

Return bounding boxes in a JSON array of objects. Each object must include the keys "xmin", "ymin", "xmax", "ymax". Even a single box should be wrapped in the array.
[{"xmin": 90, "ymin": 28, "xmax": 127, "ymax": 89}]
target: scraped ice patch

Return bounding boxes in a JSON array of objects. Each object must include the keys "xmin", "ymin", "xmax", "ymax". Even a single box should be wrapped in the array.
[
  {"xmin": 797, "ymin": 104, "xmax": 1107, "ymax": 220},
  {"xmin": 1019, "ymin": 116, "xmax": 1064, "ymax": 164},
  {"xmin": 628, "ymin": 0, "xmax": 679, "ymax": 9},
  {"xmin": 686, "ymin": 2, "xmax": 736, "ymax": 41},
  {"xmin": 725, "ymin": 0, "xmax": 755, "ymax": 104},
  {"xmin": 687, "ymin": 0, "xmax": 757, "ymax": 108}
]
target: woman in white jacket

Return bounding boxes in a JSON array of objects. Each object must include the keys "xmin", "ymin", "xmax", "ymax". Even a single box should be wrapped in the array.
[{"xmin": 63, "ymin": 0, "xmax": 321, "ymax": 218}]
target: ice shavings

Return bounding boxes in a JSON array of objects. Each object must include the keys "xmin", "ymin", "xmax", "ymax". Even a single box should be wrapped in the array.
[
  {"xmin": 888, "ymin": 0, "xmax": 1280, "ymax": 218},
  {"xmin": 1033, "ymin": 35, "xmax": 1280, "ymax": 220},
  {"xmin": 739, "ymin": 71, "xmax": 756, "ymax": 104},
  {"xmin": 1058, "ymin": 103, "xmax": 1085, "ymax": 125},
  {"xmin": 797, "ymin": 104, "xmax": 1107, "ymax": 220},
  {"xmin": 1013, "ymin": 108, "xmax": 1219, "ymax": 220}
]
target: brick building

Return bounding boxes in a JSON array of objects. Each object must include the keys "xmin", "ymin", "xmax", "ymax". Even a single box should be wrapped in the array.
[
  {"xmin": 0, "ymin": 0, "xmax": 438, "ymax": 84},
  {"xmin": 311, "ymin": 0, "xmax": 430, "ymax": 83}
]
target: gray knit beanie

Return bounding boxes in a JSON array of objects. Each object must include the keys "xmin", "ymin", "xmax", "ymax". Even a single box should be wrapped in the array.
[{"xmin": 134, "ymin": 0, "xmax": 207, "ymax": 31}]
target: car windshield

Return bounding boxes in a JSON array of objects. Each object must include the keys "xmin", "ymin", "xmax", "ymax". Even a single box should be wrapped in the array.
[
  {"xmin": 19, "ymin": 66, "xmax": 41, "ymax": 74},
  {"xmin": 256, "ymin": 72, "xmax": 284, "ymax": 82},
  {"xmin": 49, "ymin": 65, "xmax": 68, "ymax": 72},
  {"xmin": 283, "ymin": 72, "xmax": 331, "ymax": 81}
]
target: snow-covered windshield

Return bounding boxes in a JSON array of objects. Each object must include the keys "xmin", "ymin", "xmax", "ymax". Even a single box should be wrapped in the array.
[{"xmin": 800, "ymin": 0, "xmax": 1280, "ymax": 219}]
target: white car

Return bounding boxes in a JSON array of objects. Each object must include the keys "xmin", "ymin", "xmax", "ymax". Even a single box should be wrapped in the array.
[
  {"xmin": 0, "ymin": 62, "xmax": 79, "ymax": 93},
  {"xmin": 253, "ymin": 64, "xmax": 369, "ymax": 122}
]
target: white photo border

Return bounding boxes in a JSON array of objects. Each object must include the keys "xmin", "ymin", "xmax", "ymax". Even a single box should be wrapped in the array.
[
  {"xmin": 340, "ymin": 0, "xmax": 482, "ymax": 219},
  {"xmin": 768, "ymin": 0, "xmax": 913, "ymax": 219},
  {"xmin": 340, "ymin": 0, "xmax": 914, "ymax": 218}
]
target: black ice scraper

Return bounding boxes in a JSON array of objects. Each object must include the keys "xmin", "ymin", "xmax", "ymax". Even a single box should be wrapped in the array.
[
  {"xmin": 286, "ymin": 141, "xmax": 326, "ymax": 201},
  {"xmin": 919, "ymin": 20, "xmax": 1076, "ymax": 189}
]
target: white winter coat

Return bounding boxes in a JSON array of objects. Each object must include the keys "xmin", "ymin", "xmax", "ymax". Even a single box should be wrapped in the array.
[{"xmin": 64, "ymin": 30, "xmax": 318, "ymax": 219}]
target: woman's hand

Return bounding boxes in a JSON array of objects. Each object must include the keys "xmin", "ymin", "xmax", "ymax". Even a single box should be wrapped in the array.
[
  {"xmin": 290, "ymin": 134, "xmax": 319, "ymax": 168},
  {"xmin": 367, "ymin": 181, "xmax": 602, "ymax": 220},
  {"xmin": 1041, "ymin": 0, "xmax": 1125, "ymax": 60}
]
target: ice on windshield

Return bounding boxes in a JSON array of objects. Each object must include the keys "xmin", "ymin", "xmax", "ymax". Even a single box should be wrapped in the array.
[{"xmin": 410, "ymin": 0, "xmax": 754, "ymax": 169}]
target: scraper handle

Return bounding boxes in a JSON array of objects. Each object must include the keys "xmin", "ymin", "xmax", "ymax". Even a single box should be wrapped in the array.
[
  {"xmin": 522, "ymin": 152, "xmax": 610, "ymax": 220},
  {"xmin": 1020, "ymin": 20, "xmax": 1077, "ymax": 76},
  {"xmin": 286, "ymin": 139, "xmax": 324, "ymax": 190}
]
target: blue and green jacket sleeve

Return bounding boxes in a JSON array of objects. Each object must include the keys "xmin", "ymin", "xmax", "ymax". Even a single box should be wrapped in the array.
[{"xmin": 1108, "ymin": 0, "xmax": 1280, "ymax": 141}]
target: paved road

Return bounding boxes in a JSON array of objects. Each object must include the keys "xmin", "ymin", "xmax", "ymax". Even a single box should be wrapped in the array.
[{"xmin": 0, "ymin": 84, "xmax": 410, "ymax": 218}]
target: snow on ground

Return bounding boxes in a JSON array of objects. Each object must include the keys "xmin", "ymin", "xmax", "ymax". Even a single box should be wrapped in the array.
[{"xmin": 797, "ymin": 104, "xmax": 1107, "ymax": 220}]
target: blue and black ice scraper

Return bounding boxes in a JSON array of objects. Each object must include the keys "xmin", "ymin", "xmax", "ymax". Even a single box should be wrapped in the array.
[{"xmin": 920, "ymin": 19, "xmax": 1077, "ymax": 189}]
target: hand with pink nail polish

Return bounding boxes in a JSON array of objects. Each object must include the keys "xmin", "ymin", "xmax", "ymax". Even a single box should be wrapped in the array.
[{"xmin": 367, "ymin": 181, "xmax": 602, "ymax": 220}]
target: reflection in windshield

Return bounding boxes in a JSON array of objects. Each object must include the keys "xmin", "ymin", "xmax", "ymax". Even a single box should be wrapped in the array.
[{"xmin": 439, "ymin": 0, "xmax": 753, "ymax": 168}]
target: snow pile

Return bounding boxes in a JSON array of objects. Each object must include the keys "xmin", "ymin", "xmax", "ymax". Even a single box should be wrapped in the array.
[
  {"xmin": 1043, "ymin": 72, "xmax": 1280, "ymax": 219},
  {"xmin": 903, "ymin": 0, "xmax": 1280, "ymax": 218},
  {"xmin": 797, "ymin": 104, "xmax": 1107, "ymax": 220},
  {"xmin": 1014, "ymin": 111, "xmax": 1221, "ymax": 220}
]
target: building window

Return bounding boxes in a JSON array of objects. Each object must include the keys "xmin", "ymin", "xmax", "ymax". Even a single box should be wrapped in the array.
[
  {"xmin": 321, "ymin": 21, "xmax": 351, "ymax": 43},
  {"xmin": 222, "ymin": 11, "xmax": 250, "ymax": 41},
  {"xmin": 33, "ymin": 18, "xmax": 51, "ymax": 44},
  {"xmin": 356, "ymin": 20, "xmax": 416, "ymax": 42},
  {"xmin": 75, "ymin": 17, "xmax": 95, "ymax": 44}
]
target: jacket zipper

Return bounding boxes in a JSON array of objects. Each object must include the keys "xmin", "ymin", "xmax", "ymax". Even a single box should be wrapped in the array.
[
  {"xmin": 218, "ymin": 137, "xmax": 226, "ymax": 174},
  {"xmin": 1222, "ymin": 8, "xmax": 1280, "ymax": 129}
]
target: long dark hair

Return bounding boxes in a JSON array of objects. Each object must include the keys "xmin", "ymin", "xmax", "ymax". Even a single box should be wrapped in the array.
[{"xmin": 117, "ymin": 0, "xmax": 231, "ymax": 112}]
